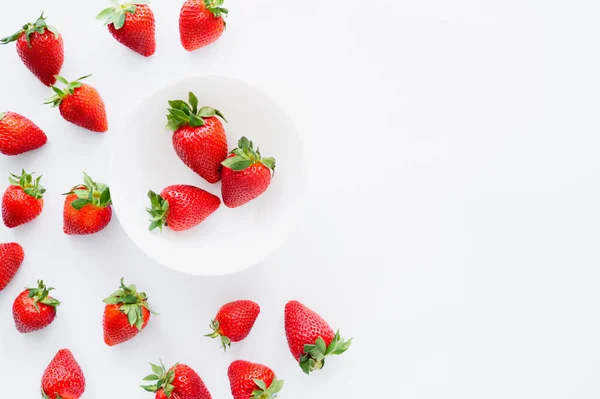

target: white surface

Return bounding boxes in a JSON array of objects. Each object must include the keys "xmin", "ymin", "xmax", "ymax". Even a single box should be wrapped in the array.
[{"xmin": 0, "ymin": 0, "xmax": 599, "ymax": 398}]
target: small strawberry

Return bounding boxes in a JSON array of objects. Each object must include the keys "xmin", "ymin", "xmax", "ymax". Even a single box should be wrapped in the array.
[
  {"xmin": 0, "ymin": 13, "xmax": 64, "ymax": 86},
  {"xmin": 141, "ymin": 361, "xmax": 212, "ymax": 399},
  {"xmin": 180, "ymin": 0, "xmax": 228, "ymax": 51},
  {"xmin": 0, "ymin": 112, "xmax": 47, "ymax": 156},
  {"xmin": 221, "ymin": 137, "xmax": 276, "ymax": 208},
  {"xmin": 96, "ymin": 0, "xmax": 156, "ymax": 57},
  {"xmin": 284, "ymin": 300, "xmax": 352, "ymax": 375},
  {"xmin": 205, "ymin": 300, "xmax": 260, "ymax": 350},
  {"xmin": 2, "ymin": 169, "xmax": 45, "ymax": 228},
  {"xmin": 45, "ymin": 75, "xmax": 108, "ymax": 133},
  {"xmin": 13, "ymin": 280, "xmax": 60, "ymax": 333},
  {"xmin": 228, "ymin": 360, "xmax": 284, "ymax": 399},
  {"xmin": 41, "ymin": 349, "xmax": 86, "ymax": 399},
  {"xmin": 166, "ymin": 92, "xmax": 228, "ymax": 183},
  {"xmin": 63, "ymin": 173, "xmax": 112, "ymax": 235},
  {"xmin": 147, "ymin": 185, "xmax": 221, "ymax": 232},
  {"xmin": 0, "ymin": 242, "xmax": 24, "ymax": 291}
]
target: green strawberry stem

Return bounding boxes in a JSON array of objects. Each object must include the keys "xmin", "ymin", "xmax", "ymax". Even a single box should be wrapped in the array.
[
  {"xmin": 9, "ymin": 169, "xmax": 45, "ymax": 199},
  {"xmin": 204, "ymin": 0, "xmax": 228, "ymax": 19},
  {"xmin": 221, "ymin": 137, "xmax": 276, "ymax": 173},
  {"xmin": 299, "ymin": 330, "xmax": 352, "ymax": 375},
  {"xmin": 44, "ymin": 75, "xmax": 92, "ymax": 108},
  {"xmin": 204, "ymin": 319, "xmax": 232, "ymax": 351},
  {"xmin": 0, "ymin": 13, "xmax": 59, "ymax": 48},
  {"xmin": 166, "ymin": 92, "xmax": 227, "ymax": 131},
  {"xmin": 251, "ymin": 377, "xmax": 284, "ymax": 399},
  {"xmin": 103, "ymin": 277, "xmax": 155, "ymax": 330},
  {"xmin": 140, "ymin": 360, "xmax": 177, "ymax": 397},
  {"xmin": 96, "ymin": 0, "xmax": 151, "ymax": 30},
  {"xmin": 146, "ymin": 191, "xmax": 169, "ymax": 232},
  {"xmin": 63, "ymin": 172, "xmax": 111, "ymax": 210},
  {"xmin": 27, "ymin": 280, "xmax": 60, "ymax": 312}
]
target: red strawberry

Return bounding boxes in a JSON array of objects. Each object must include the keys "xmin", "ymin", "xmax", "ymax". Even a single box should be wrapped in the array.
[
  {"xmin": 284, "ymin": 300, "xmax": 352, "ymax": 374},
  {"xmin": 141, "ymin": 361, "xmax": 212, "ymax": 399},
  {"xmin": 167, "ymin": 92, "xmax": 228, "ymax": 183},
  {"xmin": 221, "ymin": 137, "xmax": 276, "ymax": 208},
  {"xmin": 41, "ymin": 349, "xmax": 86, "ymax": 399},
  {"xmin": 97, "ymin": 0, "xmax": 156, "ymax": 57},
  {"xmin": 2, "ymin": 169, "xmax": 45, "ymax": 228},
  {"xmin": 63, "ymin": 173, "xmax": 112, "ymax": 235},
  {"xmin": 45, "ymin": 75, "xmax": 108, "ymax": 132},
  {"xmin": 0, "ymin": 112, "xmax": 47, "ymax": 156},
  {"xmin": 206, "ymin": 300, "xmax": 260, "ymax": 350},
  {"xmin": 13, "ymin": 280, "xmax": 60, "ymax": 333},
  {"xmin": 0, "ymin": 243, "xmax": 24, "ymax": 291},
  {"xmin": 147, "ymin": 185, "xmax": 221, "ymax": 232},
  {"xmin": 180, "ymin": 0, "xmax": 228, "ymax": 51},
  {"xmin": 228, "ymin": 360, "xmax": 284, "ymax": 399},
  {"xmin": 0, "ymin": 13, "xmax": 64, "ymax": 86}
]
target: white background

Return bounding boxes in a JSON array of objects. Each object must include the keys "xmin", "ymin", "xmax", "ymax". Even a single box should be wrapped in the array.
[{"xmin": 0, "ymin": 0, "xmax": 599, "ymax": 398}]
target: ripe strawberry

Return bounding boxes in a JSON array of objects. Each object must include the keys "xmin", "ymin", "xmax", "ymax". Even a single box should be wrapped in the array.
[
  {"xmin": 284, "ymin": 300, "xmax": 352, "ymax": 374},
  {"xmin": 13, "ymin": 280, "xmax": 60, "ymax": 333},
  {"xmin": 228, "ymin": 360, "xmax": 284, "ymax": 399},
  {"xmin": 147, "ymin": 185, "xmax": 221, "ymax": 232},
  {"xmin": 205, "ymin": 300, "xmax": 260, "ymax": 350},
  {"xmin": 2, "ymin": 169, "xmax": 45, "ymax": 228},
  {"xmin": 0, "ymin": 243, "xmax": 24, "ymax": 291},
  {"xmin": 45, "ymin": 75, "xmax": 108, "ymax": 132},
  {"xmin": 96, "ymin": 0, "xmax": 156, "ymax": 57},
  {"xmin": 41, "ymin": 349, "xmax": 86, "ymax": 399},
  {"xmin": 0, "ymin": 13, "xmax": 64, "ymax": 86},
  {"xmin": 103, "ymin": 277, "xmax": 155, "ymax": 346},
  {"xmin": 166, "ymin": 92, "xmax": 228, "ymax": 183},
  {"xmin": 0, "ymin": 112, "xmax": 47, "ymax": 156},
  {"xmin": 221, "ymin": 137, "xmax": 276, "ymax": 208},
  {"xmin": 141, "ymin": 361, "xmax": 212, "ymax": 399},
  {"xmin": 63, "ymin": 173, "xmax": 112, "ymax": 235},
  {"xmin": 180, "ymin": 0, "xmax": 228, "ymax": 51}
]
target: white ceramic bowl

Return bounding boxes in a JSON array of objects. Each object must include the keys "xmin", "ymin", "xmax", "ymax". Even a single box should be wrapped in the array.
[{"xmin": 109, "ymin": 75, "xmax": 305, "ymax": 276}]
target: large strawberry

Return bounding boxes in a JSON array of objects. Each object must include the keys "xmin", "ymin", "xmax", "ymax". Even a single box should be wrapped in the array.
[
  {"xmin": 166, "ymin": 92, "xmax": 228, "ymax": 183},
  {"xmin": 45, "ymin": 75, "xmax": 108, "ymax": 133},
  {"xmin": 221, "ymin": 137, "xmax": 276, "ymax": 208},
  {"xmin": 205, "ymin": 300, "xmax": 260, "ymax": 350},
  {"xmin": 0, "ymin": 242, "xmax": 24, "ymax": 291},
  {"xmin": 141, "ymin": 361, "xmax": 212, "ymax": 399},
  {"xmin": 147, "ymin": 185, "xmax": 221, "ymax": 232},
  {"xmin": 13, "ymin": 280, "xmax": 60, "ymax": 333},
  {"xmin": 284, "ymin": 300, "xmax": 352, "ymax": 374},
  {"xmin": 96, "ymin": 0, "xmax": 156, "ymax": 57},
  {"xmin": 0, "ymin": 13, "xmax": 64, "ymax": 86},
  {"xmin": 180, "ymin": 0, "xmax": 228, "ymax": 51},
  {"xmin": 228, "ymin": 360, "xmax": 284, "ymax": 399},
  {"xmin": 0, "ymin": 112, "xmax": 47, "ymax": 156},
  {"xmin": 41, "ymin": 349, "xmax": 86, "ymax": 399},
  {"xmin": 2, "ymin": 169, "xmax": 45, "ymax": 228},
  {"xmin": 63, "ymin": 173, "xmax": 112, "ymax": 235}
]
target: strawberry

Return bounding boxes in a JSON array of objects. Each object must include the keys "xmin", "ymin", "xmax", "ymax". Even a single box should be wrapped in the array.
[
  {"xmin": 166, "ymin": 92, "xmax": 228, "ymax": 183},
  {"xmin": 0, "ymin": 112, "xmax": 47, "ymax": 156},
  {"xmin": 205, "ymin": 300, "xmax": 260, "ymax": 350},
  {"xmin": 2, "ymin": 169, "xmax": 45, "ymax": 228},
  {"xmin": 147, "ymin": 185, "xmax": 221, "ymax": 232},
  {"xmin": 103, "ymin": 277, "xmax": 155, "ymax": 346},
  {"xmin": 221, "ymin": 137, "xmax": 276, "ymax": 208},
  {"xmin": 284, "ymin": 300, "xmax": 352, "ymax": 375},
  {"xmin": 141, "ymin": 361, "xmax": 212, "ymax": 399},
  {"xmin": 45, "ymin": 75, "xmax": 108, "ymax": 133},
  {"xmin": 228, "ymin": 360, "xmax": 284, "ymax": 399},
  {"xmin": 41, "ymin": 349, "xmax": 86, "ymax": 399},
  {"xmin": 96, "ymin": 0, "xmax": 156, "ymax": 57},
  {"xmin": 13, "ymin": 280, "xmax": 60, "ymax": 333},
  {"xmin": 0, "ymin": 243, "xmax": 24, "ymax": 291},
  {"xmin": 180, "ymin": 0, "xmax": 228, "ymax": 51},
  {"xmin": 63, "ymin": 173, "xmax": 112, "ymax": 235},
  {"xmin": 0, "ymin": 13, "xmax": 64, "ymax": 86}
]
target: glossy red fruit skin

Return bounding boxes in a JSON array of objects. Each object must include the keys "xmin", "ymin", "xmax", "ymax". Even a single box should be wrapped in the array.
[
  {"xmin": 12, "ymin": 289, "xmax": 56, "ymax": 333},
  {"xmin": 59, "ymin": 84, "xmax": 108, "ymax": 132},
  {"xmin": 0, "ymin": 243, "xmax": 24, "ymax": 291},
  {"xmin": 180, "ymin": 0, "xmax": 225, "ymax": 51},
  {"xmin": 221, "ymin": 156, "xmax": 272, "ymax": 208},
  {"xmin": 163, "ymin": 364, "xmax": 212, "ymax": 399},
  {"xmin": 2, "ymin": 185, "xmax": 44, "ymax": 228},
  {"xmin": 161, "ymin": 185, "xmax": 221, "ymax": 231},
  {"xmin": 16, "ymin": 30, "xmax": 64, "ymax": 86},
  {"xmin": 63, "ymin": 192, "xmax": 112, "ymax": 235},
  {"xmin": 108, "ymin": 4, "xmax": 156, "ymax": 57},
  {"xmin": 41, "ymin": 349, "xmax": 86, "ymax": 399},
  {"xmin": 215, "ymin": 300, "xmax": 260, "ymax": 342},
  {"xmin": 0, "ymin": 112, "xmax": 47, "ymax": 155},
  {"xmin": 284, "ymin": 300, "xmax": 336, "ymax": 361},
  {"xmin": 228, "ymin": 360, "xmax": 275, "ymax": 399},
  {"xmin": 103, "ymin": 304, "xmax": 150, "ymax": 346}
]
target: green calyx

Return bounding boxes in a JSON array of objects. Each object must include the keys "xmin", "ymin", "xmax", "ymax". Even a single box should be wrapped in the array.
[
  {"xmin": 204, "ymin": 319, "xmax": 232, "ymax": 351},
  {"xmin": 204, "ymin": 0, "xmax": 228, "ymax": 19},
  {"xmin": 103, "ymin": 277, "xmax": 154, "ymax": 330},
  {"xmin": 299, "ymin": 331, "xmax": 352, "ymax": 375},
  {"xmin": 146, "ymin": 191, "xmax": 169, "ymax": 232},
  {"xmin": 140, "ymin": 360, "xmax": 177, "ymax": 397},
  {"xmin": 0, "ymin": 13, "xmax": 59, "ymax": 48},
  {"xmin": 44, "ymin": 75, "xmax": 92, "ymax": 108},
  {"xmin": 96, "ymin": 0, "xmax": 150, "ymax": 30},
  {"xmin": 166, "ymin": 92, "xmax": 227, "ymax": 131},
  {"xmin": 251, "ymin": 377, "xmax": 284, "ymax": 399},
  {"xmin": 9, "ymin": 169, "xmax": 45, "ymax": 199},
  {"xmin": 27, "ymin": 280, "xmax": 60, "ymax": 312},
  {"xmin": 0, "ymin": 112, "xmax": 6, "ymax": 121},
  {"xmin": 221, "ymin": 137, "xmax": 276, "ymax": 173},
  {"xmin": 41, "ymin": 390, "xmax": 64, "ymax": 399},
  {"xmin": 63, "ymin": 172, "xmax": 111, "ymax": 210}
]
